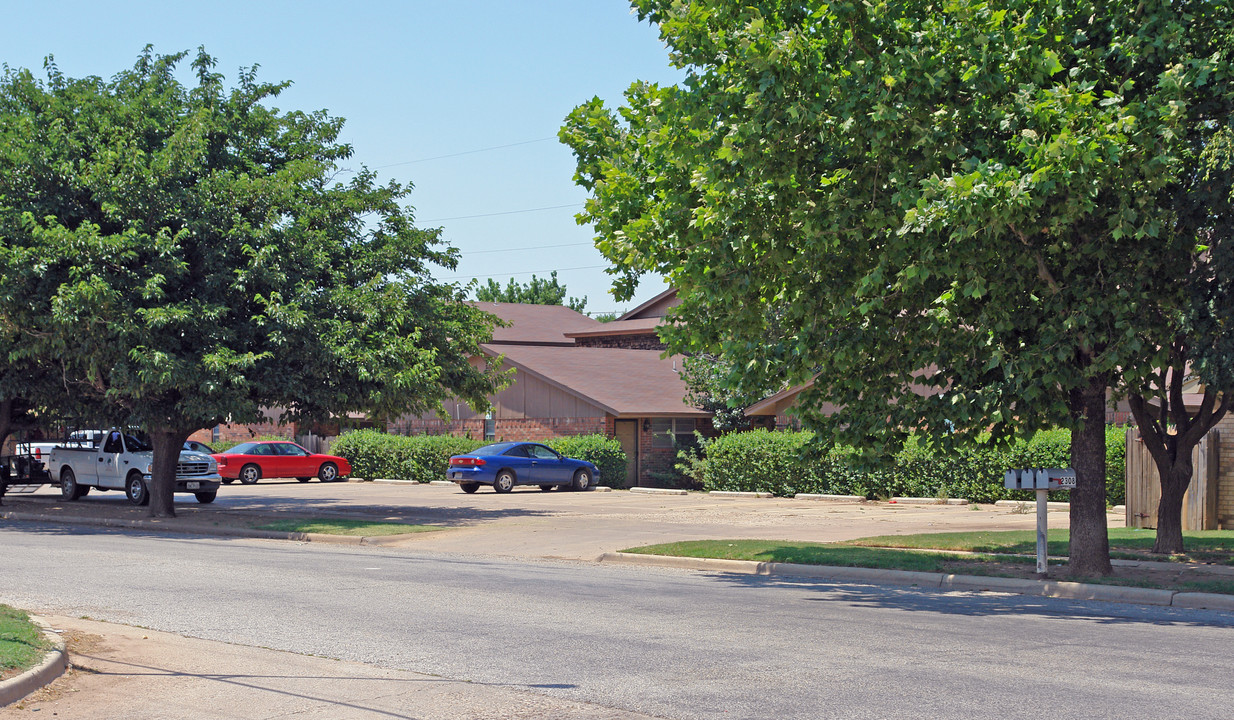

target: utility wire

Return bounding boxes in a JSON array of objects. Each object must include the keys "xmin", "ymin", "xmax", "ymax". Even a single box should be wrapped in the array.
[
  {"xmin": 422, "ymin": 202, "xmax": 582, "ymax": 223},
  {"xmin": 463, "ymin": 241, "xmax": 592, "ymax": 255},
  {"xmin": 373, "ymin": 137, "xmax": 558, "ymax": 169},
  {"xmin": 443, "ymin": 264, "xmax": 607, "ymax": 280}
]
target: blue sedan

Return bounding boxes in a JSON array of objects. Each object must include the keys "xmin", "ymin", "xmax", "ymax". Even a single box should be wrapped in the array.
[{"xmin": 448, "ymin": 442, "xmax": 599, "ymax": 493}]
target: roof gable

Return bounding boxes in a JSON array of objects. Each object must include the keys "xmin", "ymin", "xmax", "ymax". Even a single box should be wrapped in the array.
[
  {"xmin": 482, "ymin": 343, "xmax": 708, "ymax": 417},
  {"xmin": 472, "ymin": 302, "xmax": 602, "ymax": 346},
  {"xmin": 619, "ymin": 288, "xmax": 679, "ymax": 321}
]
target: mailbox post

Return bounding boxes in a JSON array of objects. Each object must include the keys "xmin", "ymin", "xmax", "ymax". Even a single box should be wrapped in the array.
[{"xmin": 1003, "ymin": 468, "xmax": 1077, "ymax": 577}]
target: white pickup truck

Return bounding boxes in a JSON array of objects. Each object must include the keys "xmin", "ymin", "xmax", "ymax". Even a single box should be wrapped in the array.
[{"xmin": 47, "ymin": 429, "xmax": 222, "ymax": 505}]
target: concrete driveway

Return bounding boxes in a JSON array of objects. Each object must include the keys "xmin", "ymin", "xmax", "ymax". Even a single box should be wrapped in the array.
[{"xmin": 3, "ymin": 479, "xmax": 1104, "ymax": 562}]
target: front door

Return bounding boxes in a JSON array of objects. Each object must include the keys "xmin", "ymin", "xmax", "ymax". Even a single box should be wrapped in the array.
[{"xmin": 614, "ymin": 420, "xmax": 638, "ymax": 488}]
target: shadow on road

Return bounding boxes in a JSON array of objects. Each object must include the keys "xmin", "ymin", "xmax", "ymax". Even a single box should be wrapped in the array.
[
  {"xmin": 704, "ymin": 570, "xmax": 1234, "ymax": 629},
  {"xmin": 1, "ymin": 493, "xmax": 556, "ymax": 532}
]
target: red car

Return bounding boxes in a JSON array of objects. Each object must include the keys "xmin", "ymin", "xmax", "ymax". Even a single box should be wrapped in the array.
[{"xmin": 212, "ymin": 441, "xmax": 352, "ymax": 484}]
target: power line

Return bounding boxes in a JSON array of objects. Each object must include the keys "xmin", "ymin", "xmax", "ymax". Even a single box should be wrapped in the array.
[
  {"xmin": 463, "ymin": 241, "xmax": 592, "ymax": 255},
  {"xmin": 373, "ymin": 137, "xmax": 558, "ymax": 169},
  {"xmin": 423, "ymin": 202, "xmax": 582, "ymax": 223},
  {"xmin": 443, "ymin": 264, "xmax": 607, "ymax": 280}
]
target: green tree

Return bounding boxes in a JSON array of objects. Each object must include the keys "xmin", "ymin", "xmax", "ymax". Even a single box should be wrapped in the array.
[
  {"xmin": 680, "ymin": 355, "xmax": 766, "ymax": 433},
  {"xmin": 0, "ymin": 48, "xmax": 504, "ymax": 517},
  {"xmin": 474, "ymin": 270, "xmax": 587, "ymax": 313},
  {"xmin": 563, "ymin": 1, "xmax": 1234, "ymax": 574}
]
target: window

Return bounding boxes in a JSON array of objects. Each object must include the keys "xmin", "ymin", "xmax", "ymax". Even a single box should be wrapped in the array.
[
  {"xmin": 102, "ymin": 431, "xmax": 123, "ymax": 454},
  {"xmin": 527, "ymin": 445, "xmax": 559, "ymax": 459},
  {"xmin": 650, "ymin": 418, "xmax": 696, "ymax": 449}
]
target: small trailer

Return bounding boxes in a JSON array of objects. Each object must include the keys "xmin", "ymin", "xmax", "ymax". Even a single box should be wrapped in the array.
[{"xmin": 0, "ymin": 451, "xmax": 51, "ymax": 505}]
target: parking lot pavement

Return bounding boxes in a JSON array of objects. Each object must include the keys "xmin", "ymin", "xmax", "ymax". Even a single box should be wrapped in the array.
[
  {"xmin": 2, "ymin": 480, "xmax": 1114, "ymax": 562},
  {"xmin": 1, "ymin": 616, "xmax": 658, "ymax": 720}
]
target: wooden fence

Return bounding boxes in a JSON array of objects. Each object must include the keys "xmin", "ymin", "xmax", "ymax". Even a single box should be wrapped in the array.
[{"xmin": 1125, "ymin": 428, "xmax": 1219, "ymax": 530}]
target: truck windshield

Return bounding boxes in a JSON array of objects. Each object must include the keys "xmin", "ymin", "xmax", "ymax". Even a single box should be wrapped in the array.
[{"xmin": 124, "ymin": 434, "xmax": 154, "ymax": 452}]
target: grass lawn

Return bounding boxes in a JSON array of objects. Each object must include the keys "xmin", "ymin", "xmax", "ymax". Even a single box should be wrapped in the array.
[
  {"xmin": 622, "ymin": 540, "xmax": 1040, "ymax": 574},
  {"xmin": 0, "ymin": 605, "xmax": 50, "ymax": 679},
  {"xmin": 623, "ymin": 529, "xmax": 1234, "ymax": 595},
  {"xmin": 254, "ymin": 519, "xmax": 443, "ymax": 536}
]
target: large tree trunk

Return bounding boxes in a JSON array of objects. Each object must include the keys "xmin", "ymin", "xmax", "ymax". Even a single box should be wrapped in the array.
[
  {"xmin": 1127, "ymin": 350, "xmax": 1230, "ymax": 556},
  {"xmin": 147, "ymin": 427, "xmax": 188, "ymax": 519},
  {"xmin": 1153, "ymin": 464, "xmax": 1192, "ymax": 554},
  {"xmin": 1067, "ymin": 379, "xmax": 1113, "ymax": 576}
]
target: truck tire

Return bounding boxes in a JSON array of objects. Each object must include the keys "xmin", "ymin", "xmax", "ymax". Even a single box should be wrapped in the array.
[
  {"xmin": 195, "ymin": 491, "xmax": 217, "ymax": 504},
  {"xmin": 60, "ymin": 468, "xmax": 86, "ymax": 501},
  {"xmin": 125, "ymin": 473, "xmax": 150, "ymax": 506}
]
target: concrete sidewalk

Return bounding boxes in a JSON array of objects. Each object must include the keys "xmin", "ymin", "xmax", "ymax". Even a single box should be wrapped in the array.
[{"xmin": 0, "ymin": 616, "xmax": 655, "ymax": 720}]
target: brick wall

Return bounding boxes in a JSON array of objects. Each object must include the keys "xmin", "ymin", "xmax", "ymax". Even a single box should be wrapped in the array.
[
  {"xmin": 636, "ymin": 418, "xmax": 718, "ymax": 488},
  {"xmin": 573, "ymin": 334, "xmax": 666, "ymax": 351},
  {"xmin": 1217, "ymin": 416, "xmax": 1234, "ymax": 529},
  {"xmin": 192, "ymin": 422, "xmax": 296, "ymax": 445},
  {"xmin": 388, "ymin": 416, "xmax": 607, "ymax": 443}
]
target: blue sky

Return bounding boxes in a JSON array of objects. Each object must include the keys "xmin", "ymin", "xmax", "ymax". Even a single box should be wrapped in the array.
[{"xmin": 0, "ymin": 1, "xmax": 682, "ymax": 314}]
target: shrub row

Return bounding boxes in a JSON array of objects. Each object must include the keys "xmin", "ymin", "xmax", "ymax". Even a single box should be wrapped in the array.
[
  {"xmin": 698, "ymin": 427, "xmax": 1127, "ymax": 506},
  {"xmin": 543, "ymin": 435, "xmax": 627, "ymax": 486},
  {"xmin": 330, "ymin": 430, "xmax": 628, "ymax": 485},
  {"xmin": 331, "ymin": 430, "xmax": 485, "ymax": 483}
]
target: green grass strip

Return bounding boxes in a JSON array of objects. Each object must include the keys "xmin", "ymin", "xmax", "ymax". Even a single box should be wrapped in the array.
[
  {"xmin": 0, "ymin": 604, "xmax": 50, "ymax": 675},
  {"xmin": 622, "ymin": 536, "xmax": 1234, "ymax": 595},
  {"xmin": 622, "ymin": 539, "xmax": 1037, "ymax": 573},
  {"xmin": 255, "ymin": 519, "xmax": 442, "ymax": 536}
]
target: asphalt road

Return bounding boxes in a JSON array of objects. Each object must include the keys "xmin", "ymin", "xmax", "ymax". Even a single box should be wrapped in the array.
[{"xmin": 4, "ymin": 523, "xmax": 1233, "ymax": 720}]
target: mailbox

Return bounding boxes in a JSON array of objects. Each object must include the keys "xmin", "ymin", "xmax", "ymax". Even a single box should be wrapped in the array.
[{"xmin": 1004, "ymin": 468, "xmax": 1076, "ymax": 491}]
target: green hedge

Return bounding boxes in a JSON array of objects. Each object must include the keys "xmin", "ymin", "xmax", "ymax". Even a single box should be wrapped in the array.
[
  {"xmin": 699, "ymin": 427, "xmax": 1127, "ymax": 505},
  {"xmin": 545, "ymin": 435, "xmax": 628, "ymax": 487},
  {"xmin": 331, "ymin": 430, "xmax": 485, "ymax": 483},
  {"xmin": 331, "ymin": 431, "xmax": 628, "ymax": 485}
]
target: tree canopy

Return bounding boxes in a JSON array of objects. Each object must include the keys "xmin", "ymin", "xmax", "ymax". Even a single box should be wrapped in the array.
[
  {"xmin": 563, "ymin": 1, "xmax": 1234, "ymax": 573},
  {"xmin": 0, "ymin": 48, "xmax": 504, "ymax": 516},
  {"xmin": 474, "ymin": 271, "xmax": 588, "ymax": 313}
]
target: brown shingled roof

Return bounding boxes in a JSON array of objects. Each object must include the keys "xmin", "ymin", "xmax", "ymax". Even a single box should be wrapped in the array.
[
  {"xmin": 471, "ymin": 302, "xmax": 602, "ymax": 346},
  {"xmin": 481, "ymin": 344, "xmax": 709, "ymax": 417}
]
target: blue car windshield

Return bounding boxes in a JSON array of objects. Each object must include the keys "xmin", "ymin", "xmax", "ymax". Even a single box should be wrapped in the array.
[{"xmin": 472, "ymin": 442, "xmax": 518, "ymax": 455}]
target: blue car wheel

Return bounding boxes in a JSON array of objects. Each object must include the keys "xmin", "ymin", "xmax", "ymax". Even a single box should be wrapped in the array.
[
  {"xmin": 571, "ymin": 469, "xmax": 592, "ymax": 491},
  {"xmin": 493, "ymin": 470, "xmax": 516, "ymax": 493}
]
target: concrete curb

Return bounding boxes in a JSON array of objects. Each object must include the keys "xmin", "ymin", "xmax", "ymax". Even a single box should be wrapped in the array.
[
  {"xmin": 428, "ymin": 480, "xmax": 455, "ymax": 487},
  {"xmin": 891, "ymin": 497, "xmax": 969, "ymax": 506},
  {"xmin": 708, "ymin": 491, "xmax": 775, "ymax": 499},
  {"xmin": 0, "ymin": 510, "xmax": 424, "ymax": 546},
  {"xmin": 794, "ymin": 494, "xmax": 865, "ymax": 502},
  {"xmin": 0, "ymin": 619, "xmax": 68, "ymax": 707},
  {"xmin": 595, "ymin": 552, "xmax": 1234, "ymax": 610},
  {"xmin": 629, "ymin": 487, "xmax": 688, "ymax": 496}
]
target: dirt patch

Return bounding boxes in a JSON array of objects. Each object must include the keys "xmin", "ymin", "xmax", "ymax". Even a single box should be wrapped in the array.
[{"xmin": 6, "ymin": 630, "xmax": 104, "ymax": 709}]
